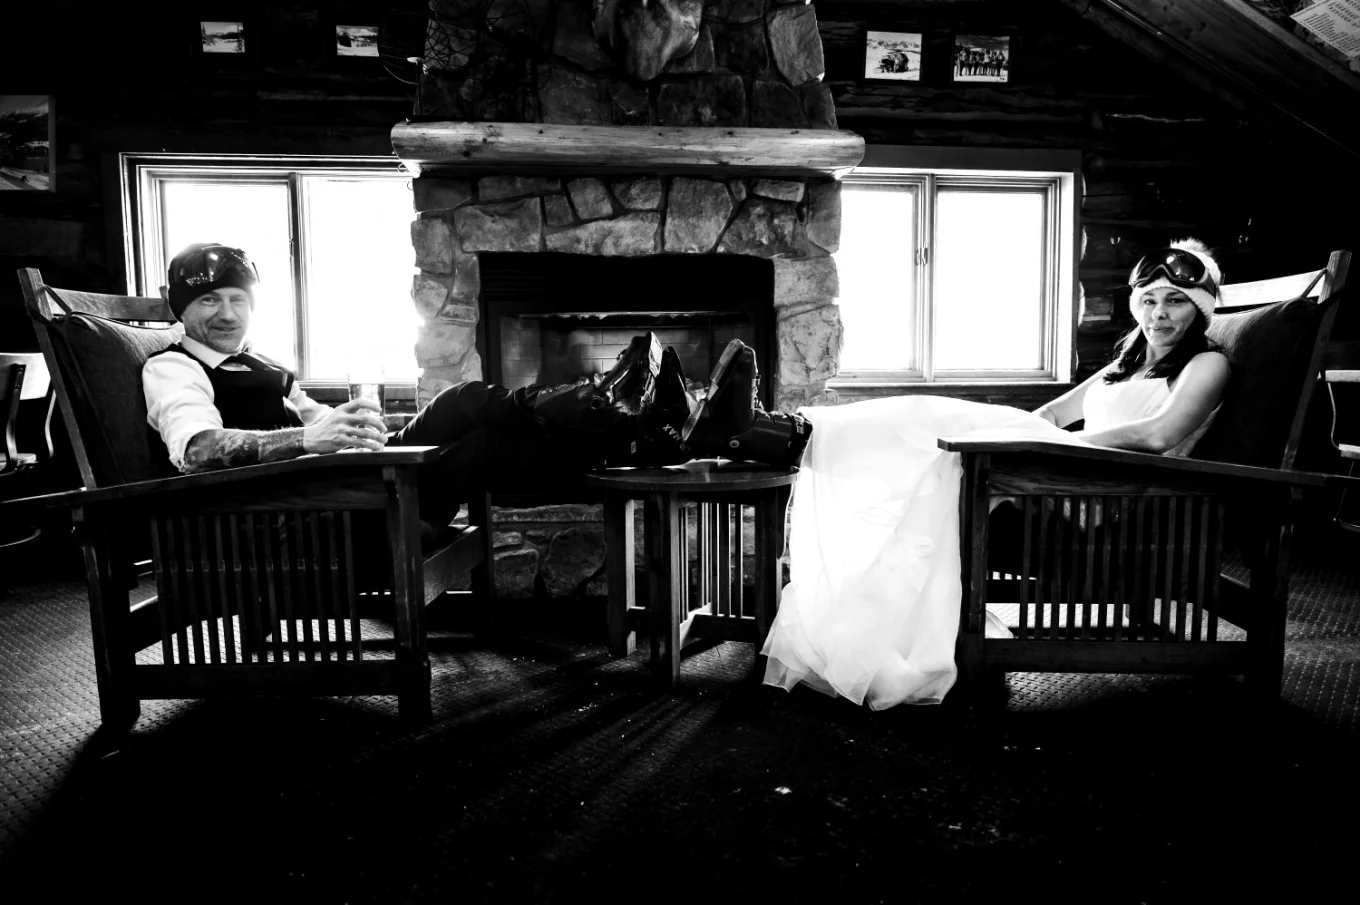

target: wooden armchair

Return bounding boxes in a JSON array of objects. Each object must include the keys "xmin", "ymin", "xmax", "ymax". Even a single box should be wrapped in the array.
[
  {"xmin": 942, "ymin": 250, "xmax": 1351, "ymax": 700},
  {"xmin": 11, "ymin": 268, "xmax": 493, "ymax": 727}
]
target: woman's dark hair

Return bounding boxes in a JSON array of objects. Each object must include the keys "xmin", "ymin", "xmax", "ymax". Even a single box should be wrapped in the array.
[{"xmin": 1103, "ymin": 308, "xmax": 1224, "ymax": 385}]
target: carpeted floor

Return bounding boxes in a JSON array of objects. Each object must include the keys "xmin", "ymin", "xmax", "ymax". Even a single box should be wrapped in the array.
[{"xmin": 1, "ymin": 529, "xmax": 1358, "ymax": 904}]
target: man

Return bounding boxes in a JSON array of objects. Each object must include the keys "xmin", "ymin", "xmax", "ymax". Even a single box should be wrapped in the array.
[{"xmin": 144, "ymin": 242, "xmax": 811, "ymax": 527}]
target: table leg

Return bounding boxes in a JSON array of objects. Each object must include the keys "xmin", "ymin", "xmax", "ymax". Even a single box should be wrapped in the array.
[
  {"xmin": 604, "ymin": 493, "xmax": 636, "ymax": 657},
  {"xmin": 645, "ymin": 492, "xmax": 684, "ymax": 687},
  {"xmin": 752, "ymin": 486, "xmax": 789, "ymax": 653}
]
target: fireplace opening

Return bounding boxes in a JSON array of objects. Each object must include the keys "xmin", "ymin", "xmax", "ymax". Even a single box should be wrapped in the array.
[{"xmin": 479, "ymin": 253, "xmax": 776, "ymax": 407}]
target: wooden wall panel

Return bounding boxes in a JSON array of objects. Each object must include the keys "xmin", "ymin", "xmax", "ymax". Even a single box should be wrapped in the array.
[
  {"xmin": 819, "ymin": 0, "xmax": 1359, "ymax": 395},
  {"xmin": 0, "ymin": 2, "xmax": 413, "ymax": 347}
]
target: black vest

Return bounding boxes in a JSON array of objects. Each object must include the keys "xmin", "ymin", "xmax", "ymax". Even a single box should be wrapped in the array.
[{"xmin": 148, "ymin": 344, "xmax": 303, "ymax": 470}]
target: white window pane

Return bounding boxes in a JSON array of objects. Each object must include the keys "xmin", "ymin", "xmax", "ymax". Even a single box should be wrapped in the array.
[
  {"xmin": 836, "ymin": 183, "xmax": 917, "ymax": 371},
  {"xmin": 302, "ymin": 177, "xmax": 419, "ymax": 380},
  {"xmin": 161, "ymin": 182, "xmax": 297, "ymax": 369},
  {"xmin": 933, "ymin": 189, "xmax": 1046, "ymax": 371}
]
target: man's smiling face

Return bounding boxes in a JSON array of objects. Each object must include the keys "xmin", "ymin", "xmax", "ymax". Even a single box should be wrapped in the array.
[{"xmin": 180, "ymin": 286, "xmax": 254, "ymax": 354}]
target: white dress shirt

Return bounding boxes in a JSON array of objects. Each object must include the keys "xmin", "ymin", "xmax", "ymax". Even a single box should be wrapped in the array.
[{"xmin": 143, "ymin": 335, "xmax": 332, "ymax": 472}]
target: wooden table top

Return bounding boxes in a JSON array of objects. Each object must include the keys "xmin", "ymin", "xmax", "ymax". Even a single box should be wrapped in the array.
[{"xmin": 585, "ymin": 459, "xmax": 798, "ymax": 493}]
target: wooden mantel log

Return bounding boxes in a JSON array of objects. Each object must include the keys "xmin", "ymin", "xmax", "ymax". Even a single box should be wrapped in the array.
[{"xmin": 390, "ymin": 122, "xmax": 867, "ymax": 179}]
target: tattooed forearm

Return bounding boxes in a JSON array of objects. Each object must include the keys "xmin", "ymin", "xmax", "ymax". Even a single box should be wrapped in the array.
[{"xmin": 183, "ymin": 428, "xmax": 308, "ymax": 473}]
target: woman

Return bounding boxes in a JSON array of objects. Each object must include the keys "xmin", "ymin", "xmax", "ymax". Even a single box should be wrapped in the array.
[{"xmin": 762, "ymin": 239, "xmax": 1231, "ymax": 709}]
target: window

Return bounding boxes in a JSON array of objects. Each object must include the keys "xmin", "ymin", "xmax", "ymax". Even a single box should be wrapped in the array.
[
  {"xmin": 121, "ymin": 155, "xmax": 419, "ymax": 382},
  {"xmin": 832, "ymin": 147, "xmax": 1080, "ymax": 385}
]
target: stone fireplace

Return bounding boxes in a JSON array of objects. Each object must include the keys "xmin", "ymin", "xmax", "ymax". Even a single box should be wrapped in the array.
[
  {"xmin": 404, "ymin": 169, "xmax": 850, "ymax": 414},
  {"xmin": 392, "ymin": 0, "xmax": 862, "ymax": 598}
]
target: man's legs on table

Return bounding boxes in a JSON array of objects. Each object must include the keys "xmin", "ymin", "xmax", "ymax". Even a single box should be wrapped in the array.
[
  {"xmin": 390, "ymin": 382, "xmax": 534, "ymax": 448},
  {"xmin": 390, "ymin": 333, "xmax": 664, "ymax": 450}
]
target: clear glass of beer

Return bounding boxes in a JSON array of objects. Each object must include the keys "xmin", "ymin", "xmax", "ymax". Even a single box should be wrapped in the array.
[
  {"xmin": 346, "ymin": 362, "xmax": 386, "ymax": 450},
  {"xmin": 347, "ymin": 362, "xmax": 387, "ymax": 412}
]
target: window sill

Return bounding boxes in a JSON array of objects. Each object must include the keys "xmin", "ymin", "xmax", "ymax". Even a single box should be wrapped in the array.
[
  {"xmin": 828, "ymin": 380, "xmax": 1074, "ymax": 407},
  {"xmin": 301, "ymin": 382, "xmax": 418, "ymax": 407}
]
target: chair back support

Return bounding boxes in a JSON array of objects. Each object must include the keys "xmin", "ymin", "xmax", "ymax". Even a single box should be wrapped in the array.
[
  {"xmin": 1193, "ymin": 250, "xmax": 1350, "ymax": 470},
  {"xmin": 16, "ymin": 268, "xmax": 181, "ymax": 488}
]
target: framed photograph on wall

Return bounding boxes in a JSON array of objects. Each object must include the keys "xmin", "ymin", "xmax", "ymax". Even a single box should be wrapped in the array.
[
  {"xmin": 200, "ymin": 20, "xmax": 247, "ymax": 54},
  {"xmin": 865, "ymin": 30, "xmax": 922, "ymax": 81},
  {"xmin": 336, "ymin": 25, "xmax": 381, "ymax": 58},
  {"xmin": 0, "ymin": 95, "xmax": 55, "ymax": 192},
  {"xmin": 953, "ymin": 35, "xmax": 1010, "ymax": 83}
]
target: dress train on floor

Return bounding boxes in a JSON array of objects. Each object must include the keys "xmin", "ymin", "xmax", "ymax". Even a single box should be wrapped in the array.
[{"xmin": 761, "ymin": 395, "xmax": 1087, "ymax": 709}]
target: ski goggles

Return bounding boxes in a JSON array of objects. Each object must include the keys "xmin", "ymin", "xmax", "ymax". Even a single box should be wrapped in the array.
[
  {"xmin": 169, "ymin": 245, "xmax": 259, "ymax": 290},
  {"xmin": 1128, "ymin": 248, "xmax": 1217, "ymax": 292}
]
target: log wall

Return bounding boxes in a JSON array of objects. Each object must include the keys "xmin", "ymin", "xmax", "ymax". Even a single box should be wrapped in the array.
[
  {"xmin": 818, "ymin": 0, "xmax": 1360, "ymax": 406},
  {"xmin": 0, "ymin": 2, "xmax": 413, "ymax": 347}
]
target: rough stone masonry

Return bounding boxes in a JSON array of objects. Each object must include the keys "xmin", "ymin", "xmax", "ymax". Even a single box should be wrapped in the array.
[{"xmin": 409, "ymin": 0, "xmax": 848, "ymax": 599}]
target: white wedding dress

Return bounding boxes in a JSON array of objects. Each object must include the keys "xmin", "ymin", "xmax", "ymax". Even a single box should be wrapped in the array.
[{"xmin": 761, "ymin": 376, "xmax": 1216, "ymax": 709}]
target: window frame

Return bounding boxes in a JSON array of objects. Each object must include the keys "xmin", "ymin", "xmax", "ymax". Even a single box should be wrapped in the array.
[
  {"xmin": 830, "ymin": 145, "xmax": 1081, "ymax": 388},
  {"xmin": 117, "ymin": 153, "xmax": 414, "ymax": 384}
]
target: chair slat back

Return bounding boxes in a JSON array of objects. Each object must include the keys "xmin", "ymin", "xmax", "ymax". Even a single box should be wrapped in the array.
[
  {"xmin": 1195, "ymin": 250, "xmax": 1351, "ymax": 471},
  {"xmin": 1216, "ymin": 269, "xmax": 1326, "ymax": 309},
  {"xmin": 1281, "ymin": 251, "xmax": 1350, "ymax": 470},
  {"xmin": 31, "ymin": 283, "xmax": 177, "ymax": 323},
  {"xmin": 17, "ymin": 268, "xmax": 182, "ymax": 489}
]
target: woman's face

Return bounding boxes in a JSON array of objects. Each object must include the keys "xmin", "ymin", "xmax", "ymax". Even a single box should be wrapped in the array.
[{"xmin": 1133, "ymin": 285, "xmax": 1199, "ymax": 353}]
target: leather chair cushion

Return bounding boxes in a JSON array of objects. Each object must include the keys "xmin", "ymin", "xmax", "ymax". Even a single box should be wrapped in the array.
[
  {"xmin": 1196, "ymin": 297, "xmax": 1321, "ymax": 467},
  {"xmin": 50, "ymin": 313, "xmax": 181, "ymax": 485}
]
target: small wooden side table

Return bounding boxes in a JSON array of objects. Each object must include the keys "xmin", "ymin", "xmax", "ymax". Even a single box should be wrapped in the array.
[{"xmin": 586, "ymin": 460, "xmax": 798, "ymax": 687}]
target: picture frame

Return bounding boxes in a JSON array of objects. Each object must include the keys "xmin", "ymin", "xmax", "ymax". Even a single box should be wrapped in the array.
[
  {"xmin": 0, "ymin": 95, "xmax": 55, "ymax": 192},
  {"xmin": 199, "ymin": 20, "xmax": 248, "ymax": 55},
  {"xmin": 335, "ymin": 24, "xmax": 381, "ymax": 59},
  {"xmin": 865, "ymin": 30, "xmax": 922, "ymax": 81},
  {"xmin": 952, "ymin": 34, "xmax": 1010, "ymax": 83}
]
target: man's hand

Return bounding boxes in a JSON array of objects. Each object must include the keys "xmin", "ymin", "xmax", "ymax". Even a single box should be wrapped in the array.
[{"xmin": 302, "ymin": 399, "xmax": 389, "ymax": 454}]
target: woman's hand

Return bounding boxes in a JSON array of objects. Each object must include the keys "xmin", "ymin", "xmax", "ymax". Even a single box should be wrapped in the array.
[{"xmin": 302, "ymin": 399, "xmax": 389, "ymax": 453}]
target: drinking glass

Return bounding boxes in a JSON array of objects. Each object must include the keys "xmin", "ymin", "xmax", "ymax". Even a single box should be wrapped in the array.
[
  {"xmin": 347, "ymin": 363, "xmax": 387, "ymax": 413},
  {"xmin": 346, "ymin": 363, "xmax": 386, "ymax": 450}
]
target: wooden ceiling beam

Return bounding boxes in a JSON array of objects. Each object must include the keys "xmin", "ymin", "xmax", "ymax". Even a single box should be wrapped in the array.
[
  {"xmin": 1113, "ymin": 0, "xmax": 1358, "ymax": 92},
  {"xmin": 1215, "ymin": 0, "xmax": 1359, "ymax": 83},
  {"xmin": 1051, "ymin": 0, "xmax": 1277, "ymax": 122},
  {"xmin": 1079, "ymin": 0, "xmax": 1360, "ymax": 154}
]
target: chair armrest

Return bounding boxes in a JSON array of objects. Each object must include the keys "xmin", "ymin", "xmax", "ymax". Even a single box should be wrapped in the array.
[
  {"xmin": 0, "ymin": 446, "xmax": 445, "ymax": 512},
  {"xmin": 1324, "ymin": 472, "xmax": 1360, "ymax": 493},
  {"xmin": 936, "ymin": 437, "xmax": 1328, "ymax": 488}
]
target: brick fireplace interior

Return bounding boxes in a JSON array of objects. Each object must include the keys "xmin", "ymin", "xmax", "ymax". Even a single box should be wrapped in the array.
[{"xmin": 479, "ymin": 252, "xmax": 774, "ymax": 406}]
